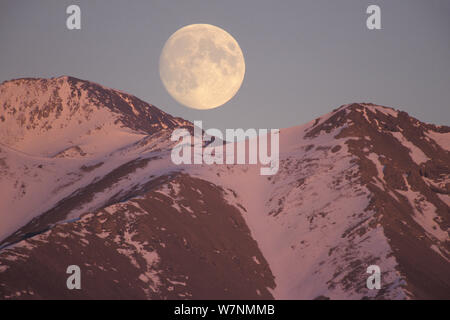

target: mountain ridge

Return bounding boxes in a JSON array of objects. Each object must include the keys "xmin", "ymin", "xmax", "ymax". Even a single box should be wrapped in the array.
[
  {"xmin": 0, "ymin": 77, "xmax": 448, "ymax": 299},
  {"xmin": 0, "ymin": 76, "xmax": 191, "ymax": 157}
]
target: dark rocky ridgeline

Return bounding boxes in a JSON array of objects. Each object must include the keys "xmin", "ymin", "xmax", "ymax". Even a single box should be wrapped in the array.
[
  {"xmin": 65, "ymin": 76, "xmax": 191, "ymax": 134},
  {"xmin": 0, "ymin": 174, "xmax": 275, "ymax": 300},
  {"xmin": 307, "ymin": 103, "xmax": 450, "ymax": 299},
  {"xmin": 0, "ymin": 76, "xmax": 191, "ymax": 136}
]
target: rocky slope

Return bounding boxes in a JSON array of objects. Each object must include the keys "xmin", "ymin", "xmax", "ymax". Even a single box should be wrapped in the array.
[
  {"xmin": 0, "ymin": 78, "xmax": 448, "ymax": 299},
  {"xmin": 0, "ymin": 76, "xmax": 191, "ymax": 244}
]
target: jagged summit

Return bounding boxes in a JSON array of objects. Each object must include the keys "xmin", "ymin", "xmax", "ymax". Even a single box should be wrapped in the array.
[
  {"xmin": 0, "ymin": 76, "xmax": 190, "ymax": 156},
  {"xmin": 305, "ymin": 102, "xmax": 450, "ymax": 139}
]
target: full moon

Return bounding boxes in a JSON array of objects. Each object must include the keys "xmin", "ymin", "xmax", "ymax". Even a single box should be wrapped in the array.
[{"xmin": 159, "ymin": 24, "xmax": 245, "ymax": 110}]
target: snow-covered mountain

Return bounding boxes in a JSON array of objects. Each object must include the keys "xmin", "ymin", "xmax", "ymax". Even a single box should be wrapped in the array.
[
  {"xmin": 0, "ymin": 76, "xmax": 192, "ymax": 244},
  {"xmin": 0, "ymin": 76, "xmax": 189, "ymax": 156},
  {"xmin": 0, "ymin": 77, "xmax": 448, "ymax": 299}
]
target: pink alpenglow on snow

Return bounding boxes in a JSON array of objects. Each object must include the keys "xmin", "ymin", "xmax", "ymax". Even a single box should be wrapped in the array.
[{"xmin": 0, "ymin": 79, "xmax": 449, "ymax": 300}]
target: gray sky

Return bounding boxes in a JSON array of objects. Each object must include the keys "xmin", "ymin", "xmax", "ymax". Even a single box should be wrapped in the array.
[{"xmin": 1, "ymin": 0, "xmax": 449, "ymax": 131}]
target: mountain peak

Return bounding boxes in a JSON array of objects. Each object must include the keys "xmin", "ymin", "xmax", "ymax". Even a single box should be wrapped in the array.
[
  {"xmin": 0, "ymin": 76, "xmax": 190, "ymax": 156},
  {"xmin": 306, "ymin": 102, "xmax": 449, "ymax": 139}
]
